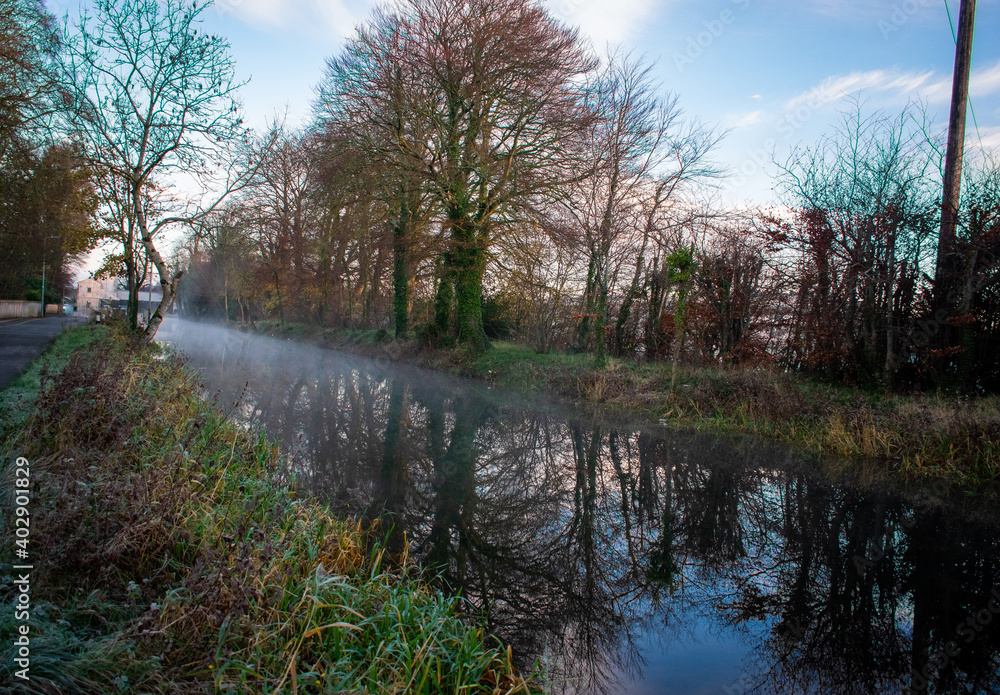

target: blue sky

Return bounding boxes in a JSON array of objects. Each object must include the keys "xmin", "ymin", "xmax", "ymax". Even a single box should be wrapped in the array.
[{"xmin": 51, "ymin": 0, "xmax": 1000, "ymax": 206}]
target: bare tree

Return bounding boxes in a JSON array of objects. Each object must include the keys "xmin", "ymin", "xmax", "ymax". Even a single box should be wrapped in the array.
[
  {"xmin": 59, "ymin": 0, "xmax": 256, "ymax": 340},
  {"xmin": 567, "ymin": 50, "xmax": 723, "ymax": 366},
  {"xmin": 323, "ymin": 0, "xmax": 594, "ymax": 352},
  {"xmin": 772, "ymin": 103, "xmax": 937, "ymax": 385}
]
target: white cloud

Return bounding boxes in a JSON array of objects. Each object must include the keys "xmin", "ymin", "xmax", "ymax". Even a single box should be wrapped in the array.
[
  {"xmin": 784, "ymin": 59, "xmax": 1000, "ymax": 112},
  {"xmin": 786, "ymin": 68, "xmax": 934, "ymax": 111},
  {"xmin": 969, "ymin": 59, "xmax": 1000, "ymax": 100},
  {"xmin": 214, "ymin": 0, "xmax": 375, "ymax": 41},
  {"xmin": 219, "ymin": 0, "xmax": 669, "ymax": 51},
  {"xmin": 726, "ymin": 109, "xmax": 764, "ymax": 128},
  {"xmin": 544, "ymin": 0, "xmax": 661, "ymax": 47}
]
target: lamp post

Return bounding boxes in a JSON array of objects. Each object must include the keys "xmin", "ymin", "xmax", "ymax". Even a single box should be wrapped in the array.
[{"xmin": 40, "ymin": 235, "xmax": 60, "ymax": 318}]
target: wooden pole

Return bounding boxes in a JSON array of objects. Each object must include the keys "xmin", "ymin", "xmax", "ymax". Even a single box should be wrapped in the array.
[{"xmin": 934, "ymin": 0, "xmax": 977, "ymax": 299}]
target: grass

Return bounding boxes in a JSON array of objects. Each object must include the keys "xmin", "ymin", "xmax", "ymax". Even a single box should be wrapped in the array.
[
  {"xmin": 0, "ymin": 321, "xmax": 103, "ymax": 432},
  {"xmin": 466, "ymin": 345, "xmax": 1000, "ymax": 486},
  {"xmin": 0, "ymin": 323, "xmax": 531, "ymax": 694}
]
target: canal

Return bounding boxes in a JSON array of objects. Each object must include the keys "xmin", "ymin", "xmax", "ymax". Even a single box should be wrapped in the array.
[{"xmin": 159, "ymin": 319, "xmax": 1000, "ymax": 695}]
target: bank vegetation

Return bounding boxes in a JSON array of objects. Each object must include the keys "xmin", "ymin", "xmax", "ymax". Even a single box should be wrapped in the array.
[{"xmin": 0, "ymin": 324, "xmax": 530, "ymax": 693}]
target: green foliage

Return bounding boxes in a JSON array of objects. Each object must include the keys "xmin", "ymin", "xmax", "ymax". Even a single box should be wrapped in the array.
[
  {"xmin": 0, "ymin": 143, "xmax": 99, "ymax": 300},
  {"xmin": 665, "ymin": 245, "xmax": 696, "ymax": 284}
]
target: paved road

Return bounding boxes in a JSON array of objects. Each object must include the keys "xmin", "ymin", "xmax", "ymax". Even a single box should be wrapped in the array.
[{"xmin": 0, "ymin": 315, "xmax": 88, "ymax": 391}]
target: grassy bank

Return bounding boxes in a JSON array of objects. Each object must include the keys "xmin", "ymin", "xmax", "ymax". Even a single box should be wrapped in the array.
[
  {"xmin": 0, "ymin": 324, "xmax": 530, "ymax": 694},
  {"xmin": 244, "ymin": 321, "xmax": 1000, "ymax": 487}
]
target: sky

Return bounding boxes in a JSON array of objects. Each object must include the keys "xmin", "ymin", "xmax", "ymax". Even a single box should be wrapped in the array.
[{"xmin": 48, "ymin": 0, "xmax": 1000, "ymax": 272}]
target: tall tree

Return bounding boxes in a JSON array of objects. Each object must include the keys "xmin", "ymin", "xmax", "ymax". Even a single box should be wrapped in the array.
[
  {"xmin": 59, "ymin": 0, "xmax": 253, "ymax": 339},
  {"xmin": 322, "ymin": 0, "xmax": 594, "ymax": 352},
  {"xmin": 0, "ymin": 0, "xmax": 58, "ymax": 160},
  {"xmin": 0, "ymin": 143, "xmax": 98, "ymax": 301},
  {"xmin": 568, "ymin": 51, "xmax": 721, "ymax": 366}
]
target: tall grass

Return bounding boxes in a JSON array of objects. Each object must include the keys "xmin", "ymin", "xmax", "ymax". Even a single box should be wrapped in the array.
[
  {"xmin": 466, "ymin": 344, "xmax": 1000, "ymax": 486},
  {"xmin": 0, "ymin": 324, "xmax": 530, "ymax": 694}
]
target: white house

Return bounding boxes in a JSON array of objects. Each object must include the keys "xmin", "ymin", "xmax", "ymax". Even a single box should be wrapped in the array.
[{"xmin": 75, "ymin": 277, "xmax": 163, "ymax": 316}]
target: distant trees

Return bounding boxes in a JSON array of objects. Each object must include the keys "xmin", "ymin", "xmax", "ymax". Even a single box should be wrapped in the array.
[
  {"xmin": 132, "ymin": 1, "xmax": 997, "ymax": 395},
  {"xmin": 0, "ymin": 142, "xmax": 98, "ymax": 303},
  {"xmin": 0, "ymin": 0, "xmax": 99, "ymax": 304}
]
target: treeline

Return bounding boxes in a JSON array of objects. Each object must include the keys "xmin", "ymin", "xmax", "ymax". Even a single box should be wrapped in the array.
[
  {"xmin": 178, "ymin": 0, "xmax": 1000, "ymax": 393},
  {"xmin": 3, "ymin": 0, "xmax": 997, "ymax": 392}
]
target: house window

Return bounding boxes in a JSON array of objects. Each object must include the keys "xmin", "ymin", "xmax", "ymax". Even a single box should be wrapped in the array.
[{"xmin": 87, "ymin": 287, "xmax": 91, "ymax": 293}]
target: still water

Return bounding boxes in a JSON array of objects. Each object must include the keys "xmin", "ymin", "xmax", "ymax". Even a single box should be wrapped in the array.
[{"xmin": 158, "ymin": 319, "xmax": 1000, "ymax": 695}]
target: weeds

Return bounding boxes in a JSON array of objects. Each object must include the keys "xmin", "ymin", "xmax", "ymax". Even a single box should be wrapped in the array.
[{"xmin": 0, "ymin": 325, "xmax": 531, "ymax": 693}]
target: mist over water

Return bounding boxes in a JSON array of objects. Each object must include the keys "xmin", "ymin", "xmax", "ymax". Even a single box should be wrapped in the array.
[{"xmin": 158, "ymin": 318, "xmax": 1000, "ymax": 695}]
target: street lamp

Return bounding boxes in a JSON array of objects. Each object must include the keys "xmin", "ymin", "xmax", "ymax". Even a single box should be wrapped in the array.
[{"xmin": 40, "ymin": 235, "xmax": 60, "ymax": 318}]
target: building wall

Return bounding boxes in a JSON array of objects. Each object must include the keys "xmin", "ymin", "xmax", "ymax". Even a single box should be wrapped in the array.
[{"xmin": 75, "ymin": 278, "xmax": 115, "ymax": 315}]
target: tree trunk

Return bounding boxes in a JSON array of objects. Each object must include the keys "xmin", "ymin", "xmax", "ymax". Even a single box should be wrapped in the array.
[
  {"xmin": 668, "ymin": 292, "xmax": 686, "ymax": 398},
  {"xmin": 125, "ymin": 256, "xmax": 139, "ymax": 332},
  {"xmin": 574, "ymin": 257, "xmax": 597, "ymax": 352},
  {"xmin": 615, "ymin": 254, "xmax": 646, "ymax": 357},
  {"xmin": 392, "ymin": 191, "xmax": 411, "ymax": 337},
  {"xmin": 594, "ymin": 283, "xmax": 608, "ymax": 369},
  {"xmin": 136, "ymin": 182, "xmax": 181, "ymax": 344},
  {"xmin": 433, "ymin": 255, "xmax": 453, "ymax": 338},
  {"xmin": 450, "ymin": 214, "xmax": 489, "ymax": 353}
]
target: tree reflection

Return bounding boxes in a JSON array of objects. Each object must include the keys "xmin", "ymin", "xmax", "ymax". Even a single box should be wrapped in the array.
[{"xmin": 164, "ymin": 322, "xmax": 1000, "ymax": 695}]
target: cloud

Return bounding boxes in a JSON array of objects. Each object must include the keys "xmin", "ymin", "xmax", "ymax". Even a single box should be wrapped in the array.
[
  {"xmin": 969, "ymin": 59, "xmax": 1000, "ymax": 100},
  {"xmin": 544, "ymin": 0, "xmax": 662, "ymax": 47},
  {"xmin": 218, "ymin": 0, "xmax": 671, "ymax": 51},
  {"xmin": 214, "ymin": 0, "xmax": 376, "ymax": 41},
  {"xmin": 726, "ymin": 109, "xmax": 765, "ymax": 129},
  {"xmin": 784, "ymin": 59, "xmax": 1000, "ymax": 113},
  {"xmin": 786, "ymin": 68, "xmax": 935, "ymax": 111}
]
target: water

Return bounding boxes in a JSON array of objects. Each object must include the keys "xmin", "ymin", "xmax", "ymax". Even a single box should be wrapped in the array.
[{"xmin": 158, "ymin": 319, "xmax": 1000, "ymax": 695}]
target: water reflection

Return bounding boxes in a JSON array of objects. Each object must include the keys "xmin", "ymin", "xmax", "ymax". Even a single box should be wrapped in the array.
[{"xmin": 160, "ymin": 320, "xmax": 1000, "ymax": 695}]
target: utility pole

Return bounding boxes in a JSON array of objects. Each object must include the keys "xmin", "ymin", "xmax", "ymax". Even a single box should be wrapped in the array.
[
  {"xmin": 934, "ymin": 0, "xmax": 977, "ymax": 304},
  {"xmin": 39, "ymin": 235, "xmax": 59, "ymax": 317}
]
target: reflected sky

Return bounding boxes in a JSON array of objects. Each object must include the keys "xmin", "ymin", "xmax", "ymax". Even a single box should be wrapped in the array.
[{"xmin": 159, "ymin": 319, "xmax": 1000, "ymax": 695}]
